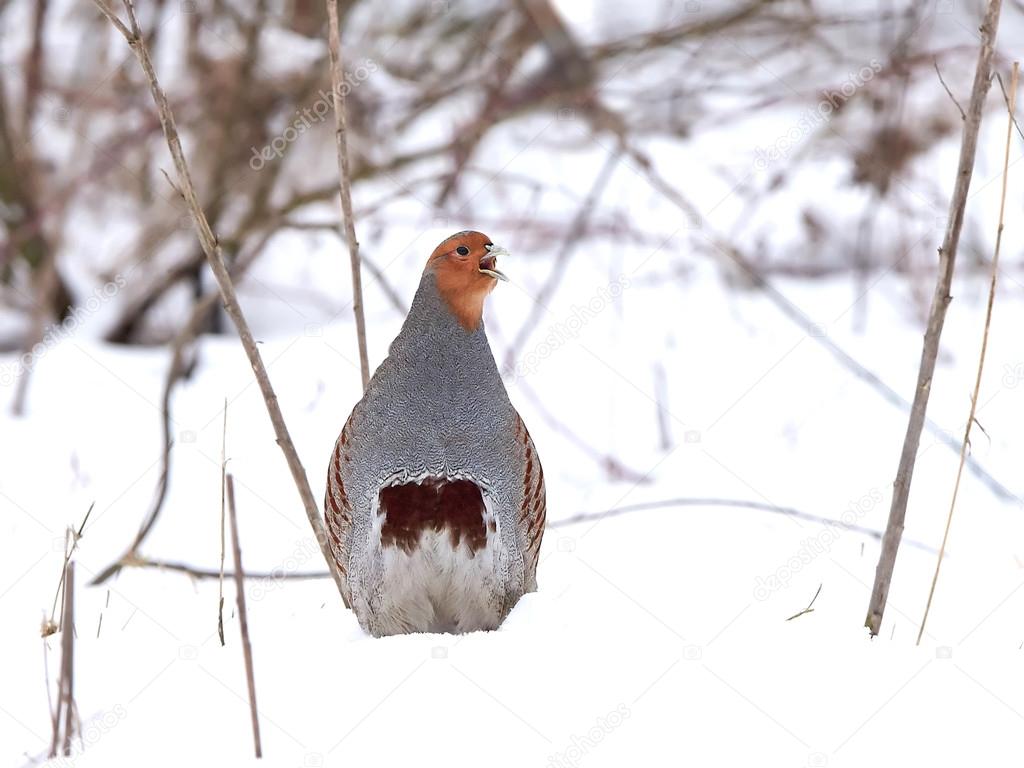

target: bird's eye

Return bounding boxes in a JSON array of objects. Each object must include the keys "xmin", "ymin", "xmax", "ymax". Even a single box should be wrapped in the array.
[{"xmin": 456, "ymin": 245, "xmax": 470, "ymax": 256}]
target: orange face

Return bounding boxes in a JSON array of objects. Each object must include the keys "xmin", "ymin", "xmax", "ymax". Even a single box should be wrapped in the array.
[{"xmin": 427, "ymin": 231, "xmax": 508, "ymax": 330}]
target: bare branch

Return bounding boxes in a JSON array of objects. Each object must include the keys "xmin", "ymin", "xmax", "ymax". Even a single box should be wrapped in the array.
[
  {"xmin": 865, "ymin": 0, "xmax": 1004, "ymax": 638},
  {"xmin": 107, "ymin": 494, "xmax": 939, "ymax": 592},
  {"xmin": 49, "ymin": 561, "xmax": 75, "ymax": 758},
  {"xmin": 916, "ymin": 61, "xmax": 1019, "ymax": 645},
  {"xmin": 934, "ymin": 60, "xmax": 966, "ymax": 121},
  {"xmin": 995, "ymin": 71, "xmax": 1024, "ymax": 141},
  {"xmin": 609, "ymin": 108, "xmax": 1018, "ymax": 502},
  {"xmin": 550, "ymin": 496, "xmax": 936, "ymax": 552},
  {"xmin": 92, "ymin": 0, "xmax": 346, "ymax": 600},
  {"xmin": 218, "ymin": 399, "xmax": 227, "ymax": 647},
  {"xmin": 785, "ymin": 584, "xmax": 822, "ymax": 622},
  {"xmin": 502, "ymin": 149, "xmax": 620, "ymax": 373},
  {"xmin": 60, "ymin": 562, "xmax": 73, "ymax": 757},
  {"xmin": 226, "ymin": 475, "xmax": 262, "ymax": 758},
  {"xmin": 116, "ymin": 556, "xmax": 328, "ymax": 582},
  {"xmin": 90, "ymin": 228, "xmax": 282, "ymax": 586},
  {"xmin": 326, "ymin": 0, "xmax": 370, "ymax": 391},
  {"xmin": 44, "ymin": 504, "xmax": 94, "ymax": 637}
]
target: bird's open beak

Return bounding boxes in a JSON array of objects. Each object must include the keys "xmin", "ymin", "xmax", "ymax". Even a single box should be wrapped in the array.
[{"xmin": 480, "ymin": 244, "xmax": 509, "ymax": 281}]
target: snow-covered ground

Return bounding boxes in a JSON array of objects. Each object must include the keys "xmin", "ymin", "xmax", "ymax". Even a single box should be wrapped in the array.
[{"xmin": 4, "ymin": 244, "xmax": 1024, "ymax": 766}]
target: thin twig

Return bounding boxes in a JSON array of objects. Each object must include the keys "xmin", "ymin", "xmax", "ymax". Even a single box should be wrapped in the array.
[
  {"xmin": 325, "ymin": 0, "xmax": 370, "ymax": 391},
  {"xmin": 11, "ymin": 245, "xmax": 59, "ymax": 416},
  {"xmin": 995, "ymin": 72, "xmax": 1024, "ymax": 142},
  {"xmin": 44, "ymin": 504, "xmax": 94, "ymax": 637},
  {"xmin": 510, "ymin": 374, "xmax": 650, "ymax": 482},
  {"xmin": 916, "ymin": 61, "xmax": 1019, "ymax": 646},
  {"xmin": 50, "ymin": 561, "xmax": 75, "ymax": 758},
  {"xmin": 93, "ymin": 0, "xmax": 346, "ymax": 600},
  {"xmin": 551, "ymin": 497, "xmax": 936, "ymax": 551},
  {"xmin": 613, "ymin": 128, "xmax": 1017, "ymax": 503},
  {"xmin": 115, "ymin": 556, "xmax": 328, "ymax": 581},
  {"xmin": 503, "ymin": 149, "xmax": 620, "ymax": 373},
  {"xmin": 865, "ymin": 0, "xmax": 1004, "ymax": 638},
  {"xmin": 653, "ymin": 363, "xmax": 672, "ymax": 451},
  {"xmin": 785, "ymin": 584, "xmax": 822, "ymax": 622},
  {"xmin": 108, "ymin": 493, "xmax": 940, "ymax": 591},
  {"xmin": 91, "ymin": 228, "xmax": 279, "ymax": 586},
  {"xmin": 97, "ymin": 590, "xmax": 111, "ymax": 640},
  {"xmin": 23, "ymin": 0, "xmax": 49, "ymax": 135},
  {"xmin": 61, "ymin": 562, "xmax": 74, "ymax": 757},
  {"xmin": 218, "ymin": 399, "xmax": 227, "ymax": 647},
  {"xmin": 43, "ymin": 638, "xmax": 56, "ymax": 755},
  {"xmin": 934, "ymin": 60, "xmax": 966, "ymax": 121},
  {"xmin": 226, "ymin": 475, "xmax": 262, "ymax": 758}
]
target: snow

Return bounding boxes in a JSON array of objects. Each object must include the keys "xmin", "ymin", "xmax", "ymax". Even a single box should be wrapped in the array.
[
  {"xmin": 4, "ymin": 1, "xmax": 1024, "ymax": 765},
  {"xmin": 4, "ymin": 255, "xmax": 1024, "ymax": 766}
]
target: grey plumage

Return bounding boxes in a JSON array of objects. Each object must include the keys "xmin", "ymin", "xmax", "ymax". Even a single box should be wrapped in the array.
[{"xmin": 326, "ymin": 266, "xmax": 545, "ymax": 636}]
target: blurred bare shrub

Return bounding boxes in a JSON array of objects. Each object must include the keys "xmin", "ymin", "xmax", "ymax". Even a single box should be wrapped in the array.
[{"xmin": 0, "ymin": 0, "xmax": 1014, "ymax": 349}]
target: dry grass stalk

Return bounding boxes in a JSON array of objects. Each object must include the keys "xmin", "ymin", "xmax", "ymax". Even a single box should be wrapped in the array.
[
  {"xmin": 92, "ymin": 0, "xmax": 346, "ymax": 600},
  {"xmin": 325, "ymin": 0, "xmax": 371, "ymax": 390},
  {"xmin": 49, "ymin": 560, "xmax": 75, "ymax": 757},
  {"xmin": 864, "ymin": 0, "xmax": 1004, "ymax": 638},
  {"xmin": 218, "ymin": 399, "xmax": 228, "ymax": 647},
  {"xmin": 227, "ymin": 474, "xmax": 263, "ymax": 758},
  {"xmin": 915, "ymin": 61, "xmax": 1019, "ymax": 645},
  {"xmin": 44, "ymin": 504, "xmax": 94, "ymax": 637}
]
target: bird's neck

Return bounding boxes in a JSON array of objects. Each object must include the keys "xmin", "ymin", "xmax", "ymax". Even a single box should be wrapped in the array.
[
  {"xmin": 392, "ymin": 271, "xmax": 490, "ymax": 357},
  {"xmin": 375, "ymin": 270, "xmax": 508, "ymax": 416}
]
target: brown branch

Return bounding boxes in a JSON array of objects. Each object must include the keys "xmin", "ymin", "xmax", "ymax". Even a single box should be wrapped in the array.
[
  {"xmin": 508, "ymin": 374, "xmax": 651, "ymax": 483},
  {"xmin": 502, "ymin": 148, "xmax": 620, "ymax": 373},
  {"xmin": 218, "ymin": 400, "xmax": 227, "ymax": 647},
  {"xmin": 607, "ymin": 119, "xmax": 1017, "ymax": 503},
  {"xmin": 50, "ymin": 560, "xmax": 75, "ymax": 758},
  {"xmin": 121, "ymin": 493, "xmax": 938, "ymax": 593},
  {"xmin": 117, "ymin": 556, "xmax": 328, "ymax": 581},
  {"xmin": 549, "ymin": 496, "xmax": 936, "ymax": 552},
  {"xmin": 43, "ymin": 637, "xmax": 57, "ymax": 756},
  {"xmin": 92, "ymin": 0, "xmax": 346, "ymax": 600},
  {"xmin": 995, "ymin": 72, "xmax": 1024, "ymax": 142},
  {"xmin": 326, "ymin": 0, "xmax": 370, "ymax": 391},
  {"xmin": 916, "ymin": 61, "xmax": 1019, "ymax": 645},
  {"xmin": 934, "ymin": 60, "xmax": 966, "ymax": 121},
  {"xmin": 785, "ymin": 584, "xmax": 822, "ymax": 622},
  {"xmin": 9, "ymin": 226, "xmax": 60, "ymax": 416},
  {"xmin": 23, "ymin": 0, "xmax": 49, "ymax": 135},
  {"xmin": 44, "ymin": 504, "xmax": 94, "ymax": 636},
  {"xmin": 865, "ymin": 0, "xmax": 1003, "ymax": 638},
  {"xmin": 61, "ymin": 561, "xmax": 74, "ymax": 757},
  {"xmin": 226, "ymin": 474, "xmax": 262, "ymax": 758},
  {"xmin": 435, "ymin": 16, "xmax": 536, "ymax": 205},
  {"xmin": 90, "ymin": 227, "xmax": 282, "ymax": 586},
  {"xmin": 105, "ymin": 489, "xmax": 945, "ymax": 603},
  {"xmin": 90, "ymin": 230, "xmax": 292, "ymax": 586}
]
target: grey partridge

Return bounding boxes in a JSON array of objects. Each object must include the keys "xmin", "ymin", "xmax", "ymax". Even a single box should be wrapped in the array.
[{"xmin": 325, "ymin": 231, "xmax": 546, "ymax": 636}]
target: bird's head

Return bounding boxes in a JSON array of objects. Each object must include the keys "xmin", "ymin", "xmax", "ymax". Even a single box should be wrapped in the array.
[{"xmin": 426, "ymin": 230, "xmax": 508, "ymax": 330}]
